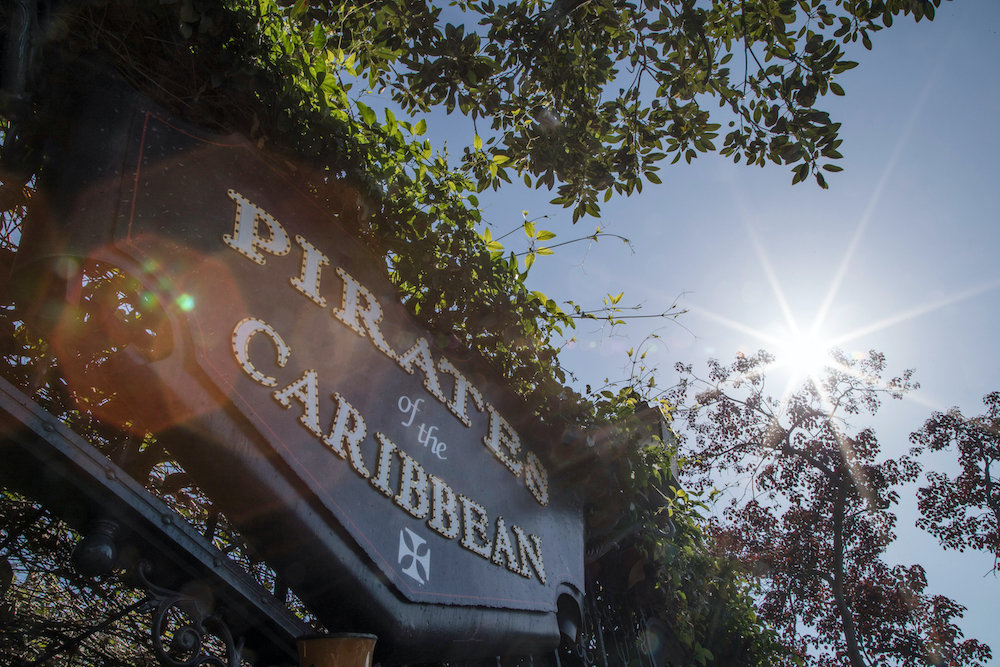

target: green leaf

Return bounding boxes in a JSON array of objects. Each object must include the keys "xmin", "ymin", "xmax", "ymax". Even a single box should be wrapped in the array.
[
  {"xmin": 357, "ymin": 101, "xmax": 376, "ymax": 125},
  {"xmin": 791, "ymin": 163, "xmax": 809, "ymax": 185},
  {"xmin": 290, "ymin": 0, "xmax": 308, "ymax": 19},
  {"xmin": 535, "ymin": 230, "xmax": 556, "ymax": 241},
  {"xmin": 414, "ymin": 119, "xmax": 427, "ymax": 135},
  {"xmin": 537, "ymin": 246, "xmax": 553, "ymax": 256},
  {"xmin": 610, "ymin": 291, "xmax": 624, "ymax": 305},
  {"xmin": 524, "ymin": 220, "xmax": 536, "ymax": 238},
  {"xmin": 311, "ymin": 24, "xmax": 326, "ymax": 50},
  {"xmin": 524, "ymin": 252, "xmax": 535, "ymax": 271},
  {"xmin": 474, "ymin": 134, "xmax": 483, "ymax": 151},
  {"xmin": 833, "ymin": 60, "xmax": 859, "ymax": 74}
]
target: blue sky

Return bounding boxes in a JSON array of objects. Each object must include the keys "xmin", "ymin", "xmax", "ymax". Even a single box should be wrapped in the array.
[{"xmin": 433, "ymin": 0, "xmax": 1000, "ymax": 657}]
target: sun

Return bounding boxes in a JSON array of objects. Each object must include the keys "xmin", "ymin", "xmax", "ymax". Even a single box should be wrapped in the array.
[{"xmin": 772, "ymin": 328, "xmax": 834, "ymax": 382}]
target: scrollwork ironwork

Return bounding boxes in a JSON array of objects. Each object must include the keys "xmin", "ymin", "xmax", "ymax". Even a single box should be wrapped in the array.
[{"xmin": 136, "ymin": 561, "xmax": 241, "ymax": 667}]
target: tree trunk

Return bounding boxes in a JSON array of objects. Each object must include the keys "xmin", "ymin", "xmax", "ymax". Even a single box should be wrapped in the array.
[{"xmin": 832, "ymin": 484, "xmax": 867, "ymax": 667}]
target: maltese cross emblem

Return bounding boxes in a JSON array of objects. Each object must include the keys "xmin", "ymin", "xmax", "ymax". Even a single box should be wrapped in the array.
[{"xmin": 398, "ymin": 527, "xmax": 430, "ymax": 584}]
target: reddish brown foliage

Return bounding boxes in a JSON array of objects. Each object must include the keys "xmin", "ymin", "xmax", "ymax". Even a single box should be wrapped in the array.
[
  {"xmin": 911, "ymin": 393, "xmax": 1000, "ymax": 570},
  {"xmin": 670, "ymin": 351, "xmax": 991, "ymax": 667}
]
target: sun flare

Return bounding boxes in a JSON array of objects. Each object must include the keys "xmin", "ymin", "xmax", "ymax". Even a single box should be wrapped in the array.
[{"xmin": 773, "ymin": 329, "xmax": 834, "ymax": 381}]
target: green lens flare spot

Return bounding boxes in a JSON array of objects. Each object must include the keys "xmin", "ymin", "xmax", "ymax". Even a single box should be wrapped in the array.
[{"xmin": 176, "ymin": 294, "xmax": 195, "ymax": 312}]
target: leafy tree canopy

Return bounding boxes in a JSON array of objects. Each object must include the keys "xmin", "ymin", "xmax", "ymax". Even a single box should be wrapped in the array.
[{"xmin": 911, "ymin": 392, "xmax": 1000, "ymax": 572}]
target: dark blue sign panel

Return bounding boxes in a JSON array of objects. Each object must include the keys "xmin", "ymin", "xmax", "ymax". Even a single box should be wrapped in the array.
[
  {"xmin": 15, "ymin": 72, "xmax": 583, "ymax": 659},
  {"xmin": 113, "ymin": 111, "xmax": 581, "ymax": 611}
]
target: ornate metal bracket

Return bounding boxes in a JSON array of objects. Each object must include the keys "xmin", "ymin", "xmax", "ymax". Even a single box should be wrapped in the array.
[{"xmin": 136, "ymin": 560, "xmax": 242, "ymax": 667}]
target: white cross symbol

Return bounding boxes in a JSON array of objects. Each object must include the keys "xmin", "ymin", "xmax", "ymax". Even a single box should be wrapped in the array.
[{"xmin": 398, "ymin": 527, "xmax": 430, "ymax": 584}]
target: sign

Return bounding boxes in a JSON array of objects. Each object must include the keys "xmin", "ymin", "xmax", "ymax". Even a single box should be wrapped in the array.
[{"xmin": 14, "ymin": 72, "xmax": 583, "ymax": 660}]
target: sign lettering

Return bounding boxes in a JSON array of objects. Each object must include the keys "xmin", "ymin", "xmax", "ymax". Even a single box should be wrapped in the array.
[
  {"xmin": 224, "ymin": 191, "xmax": 550, "ymax": 509},
  {"xmin": 222, "ymin": 191, "xmax": 551, "ymax": 584}
]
